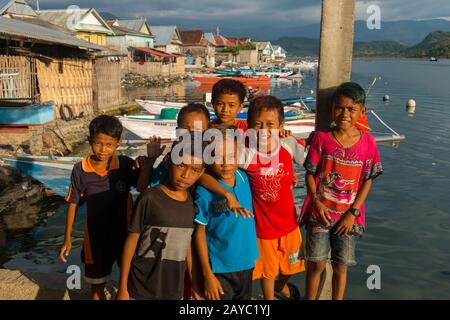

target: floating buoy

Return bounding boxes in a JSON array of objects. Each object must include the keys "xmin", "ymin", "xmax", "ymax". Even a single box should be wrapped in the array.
[
  {"xmin": 383, "ymin": 95, "xmax": 390, "ymax": 102},
  {"xmin": 406, "ymin": 99, "xmax": 416, "ymax": 113}
]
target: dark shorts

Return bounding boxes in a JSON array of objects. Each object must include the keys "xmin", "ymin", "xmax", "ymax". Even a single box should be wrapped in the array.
[
  {"xmin": 215, "ymin": 268, "xmax": 254, "ymax": 300},
  {"xmin": 82, "ymin": 249, "xmax": 121, "ymax": 285},
  {"xmin": 305, "ymin": 225, "xmax": 357, "ymax": 266}
]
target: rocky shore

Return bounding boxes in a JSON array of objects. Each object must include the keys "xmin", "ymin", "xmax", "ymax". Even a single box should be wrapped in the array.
[{"xmin": 122, "ymin": 73, "xmax": 191, "ymax": 89}]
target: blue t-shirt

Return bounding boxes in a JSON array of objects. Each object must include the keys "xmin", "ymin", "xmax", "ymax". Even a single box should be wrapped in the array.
[{"xmin": 194, "ymin": 169, "xmax": 259, "ymax": 274}]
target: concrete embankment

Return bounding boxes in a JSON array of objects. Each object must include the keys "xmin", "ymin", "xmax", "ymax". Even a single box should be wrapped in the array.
[{"xmin": 0, "ymin": 269, "xmax": 119, "ymax": 300}]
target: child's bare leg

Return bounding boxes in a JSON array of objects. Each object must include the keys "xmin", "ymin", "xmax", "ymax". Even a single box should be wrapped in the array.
[
  {"xmin": 305, "ymin": 261, "xmax": 326, "ymax": 300},
  {"xmin": 274, "ymin": 274, "xmax": 291, "ymax": 297},
  {"xmin": 331, "ymin": 262, "xmax": 348, "ymax": 300},
  {"xmin": 261, "ymin": 278, "xmax": 276, "ymax": 300},
  {"xmin": 91, "ymin": 283, "xmax": 107, "ymax": 300}
]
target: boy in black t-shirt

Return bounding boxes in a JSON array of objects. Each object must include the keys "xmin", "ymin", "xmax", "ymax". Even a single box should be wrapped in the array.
[
  {"xmin": 59, "ymin": 115, "xmax": 139, "ymax": 300},
  {"xmin": 117, "ymin": 136, "xmax": 206, "ymax": 300}
]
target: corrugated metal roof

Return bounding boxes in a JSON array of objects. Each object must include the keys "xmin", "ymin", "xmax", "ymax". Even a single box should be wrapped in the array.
[
  {"xmin": 0, "ymin": 0, "xmax": 37, "ymax": 17},
  {"xmin": 38, "ymin": 9, "xmax": 114, "ymax": 35},
  {"xmin": 117, "ymin": 19, "xmax": 141, "ymax": 31},
  {"xmin": 107, "ymin": 22, "xmax": 149, "ymax": 37},
  {"xmin": 0, "ymin": 16, "xmax": 105, "ymax": 50},
  {"xmin": 151, "ymin": 25, "xmax": 177, "ymax": 46}
]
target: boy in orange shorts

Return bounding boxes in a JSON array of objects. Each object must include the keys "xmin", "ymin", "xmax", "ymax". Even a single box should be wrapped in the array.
[{"xmin": 239, "ymin": 96, "xmax": 306, "ymax": 300}]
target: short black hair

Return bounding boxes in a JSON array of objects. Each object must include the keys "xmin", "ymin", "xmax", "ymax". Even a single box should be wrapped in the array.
[
  {"xmin": 247, "ymin": 95, "xmax": 284, "ymax": 128},
  {"xmin": 89, "ymin": 115, "xmax": 122, "ymax": 142},
  {"xmin": 211, "ymin": 79, "xmax": 247, "ymax": 105},
  {"xmin": 177, "ymin": 103, "xmax": 211, "ymax": 127},
  {"xmin": 333, "ymin": 82, "xmax": 366, "ymax": 105}
]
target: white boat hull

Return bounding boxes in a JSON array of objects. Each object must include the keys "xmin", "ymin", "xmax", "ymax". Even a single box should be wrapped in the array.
[{"xmin": 119, "ymin": 115, "xmax": 315, "ymax": 140}]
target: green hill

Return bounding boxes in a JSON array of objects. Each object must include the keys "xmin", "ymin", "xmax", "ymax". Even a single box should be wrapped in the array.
[
  {"xmin": 407, "ymin": 31, "xmax": 450, "ymax": 58},
  {"xmin": 273, "ymin": 31, "xmax": 450, "ymax": 58}
]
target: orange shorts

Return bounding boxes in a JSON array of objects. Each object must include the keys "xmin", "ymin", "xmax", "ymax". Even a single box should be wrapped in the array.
[{"xmin": 253, "ymin": 227, "xmax": 305, "ymax": 280}]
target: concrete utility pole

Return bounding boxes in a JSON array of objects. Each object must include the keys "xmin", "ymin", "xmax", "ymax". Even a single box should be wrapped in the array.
[
  {"xmin": 315, "ymin": 0, "xmax": 356, "ymax": 300},
  {"xmin": 316, "ymin": 0, "xmax": 356, "ymax": 131}
]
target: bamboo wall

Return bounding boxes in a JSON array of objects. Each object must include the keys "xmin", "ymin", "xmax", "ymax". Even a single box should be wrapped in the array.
[
  {"xmin": 0, "ymin": 55, "xmax": 36, "ymax": 101},
  {"xmin": 93, "ymin": 57, "xmax": 125, "ymax": 111},
  {"xmin": 36, "ymin": 58, "xmax": 93, "ymax": 118}
]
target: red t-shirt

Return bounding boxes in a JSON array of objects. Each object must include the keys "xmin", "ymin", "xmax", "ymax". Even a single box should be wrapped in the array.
[{"xmin": 240, "ymin": 137, "xmax": 304, "ymax": 240}]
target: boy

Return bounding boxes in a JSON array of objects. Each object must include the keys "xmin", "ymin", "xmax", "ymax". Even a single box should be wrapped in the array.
[
  {"xmin": 241, "ymin": 95, "xmax": 305, "ymax": 300},
  {"xmin": 59, "ymin": 115, "xmax": 140, "ymax": 300},
  {"xmin": 301, "ymin": 82, "xmax": 382, "ymax": 300},
  {"xmin": 194, "ymin": 127, "xmax": 259, "ymax": 300},
  {"xmin": 210, "ymin": 79, "xmax": 248, "ymax": 131},
  {"xmin": 117, "ymin": 136, "xmax": 206, "ymax": 300}
]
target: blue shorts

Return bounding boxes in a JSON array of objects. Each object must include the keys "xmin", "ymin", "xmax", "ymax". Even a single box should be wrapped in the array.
[{"xmin": 305, "ymin": 225, "xmax": 357, "ymax": 266}]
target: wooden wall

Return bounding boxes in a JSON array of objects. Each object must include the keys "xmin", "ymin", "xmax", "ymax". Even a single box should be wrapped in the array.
[
  {"xmin": 0, "ymin": 55, "xmax": 36, "ymax": 101},
  {"xmin": 93, "ymin": 57, "xmax": 125, "ymax": 111},
  {"xmin": 36, "ymin": 58, "xmax": 93, "ymax": 118}
]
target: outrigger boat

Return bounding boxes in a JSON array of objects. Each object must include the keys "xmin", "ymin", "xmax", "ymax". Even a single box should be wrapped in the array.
[{"xmin": 2, "ymin": 156, "xmax": 81, "ymax": 197}]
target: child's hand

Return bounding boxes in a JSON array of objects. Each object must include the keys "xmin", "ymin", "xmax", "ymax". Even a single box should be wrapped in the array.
[
  {"xmin": 280, "ymin": 129, "xmax": 293, "ymax": 137},
  {"xmin": 59, "ymin": 239, "xmax": 72, "ymax": 263},
  {"xmin": 204, "ymin": 274, "xmax": 224, "ymax": 300},
  {"xmin": 133, "ymin": 156, "xmax": 149, "ymax": 169},
  {"xmin": 146, "ymin": 136, "xmax": 166, "ymax": 160},
  {"xmin": 314, "ymin": 200, "xmax": 332, "ymax": 227},
  {"xmin": 333, "ymin": 212, "xmax": 355, "ymax": 236},
  {"xmin": 224, "ymin": 192, "xmax": 253, "ymax": 218},
  {"xmin": 116, "ymin": 288, "xmax": 130, "ymax": 300}
]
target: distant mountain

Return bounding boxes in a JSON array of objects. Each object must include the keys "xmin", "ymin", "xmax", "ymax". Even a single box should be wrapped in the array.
[
  {"xmin": 272, "ymin": 37, "xmax": 320, "ymax": 57},
  {"xmin": 273, "ymin": 31, "xmax": 450, "ymax": 58},
  {"xmin": 223, "ymin": 19, "xmax": 450, "ymax": 46}
]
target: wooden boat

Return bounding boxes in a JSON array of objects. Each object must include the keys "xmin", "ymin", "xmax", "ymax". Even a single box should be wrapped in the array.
[
  {"xmin": 2, "ymin": 156, "xmax": 81, "ymax": 197},
  {"xmin": 118, "ymin": 111, "xmax": 316, "ymax": 140},
  {"xmin": 0, "ymin": 101, "xmax": 55, "ymax": 126},
  {"xmin": 193, "ymin": 75, "xmax": 271, "ymax": 86}
]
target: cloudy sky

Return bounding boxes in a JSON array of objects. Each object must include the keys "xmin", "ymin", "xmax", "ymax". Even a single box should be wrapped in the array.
[{"xmin": 37, "ymin": 0, "xmax": 450, "ymax": 29}]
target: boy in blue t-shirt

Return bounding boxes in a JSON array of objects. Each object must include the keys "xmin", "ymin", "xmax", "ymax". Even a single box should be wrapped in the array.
[{"xmin": 194, "ymin": 129, "xmax": 259, "ymax": 300}]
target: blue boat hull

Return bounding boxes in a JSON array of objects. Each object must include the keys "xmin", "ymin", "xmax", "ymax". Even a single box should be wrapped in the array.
[{"xmin": 0, "ymin": 101, "xmax": 55, "ymax": 126}]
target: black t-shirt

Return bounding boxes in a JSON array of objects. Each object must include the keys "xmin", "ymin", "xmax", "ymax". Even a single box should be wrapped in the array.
[
  {"xmin": 65, "ymin": 155, "xmax": 139, "ymax": 264},
  {"xmin": 127, "ymin": 186, "xmax": 195, "ymax": 300}
]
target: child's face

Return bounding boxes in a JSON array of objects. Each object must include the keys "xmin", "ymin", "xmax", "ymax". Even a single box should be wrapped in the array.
[
  {"xmin": 178, "ymin": 111, "xmax": 209, "ymax": 133},
  {"xmin": 168, "ymin": 155, "xmax": 205, "ymax": 191},
  {"xmin": 333, "ymin": 96, "xmax": 365, "ymax": 130},
  {"xmin": 90, "ymin": 133, "xmax": 120, "ymax": 162},
  {"xmin": 213, "ymin": 94, "xmax": 243, "ymax": 125},
  {"xmin": 211, "ymin": 138, "xmax": 238, "ymax": 181},
  {"xmin": 251, "ymin": 109, "xmax": 283, "ymax": 150}
]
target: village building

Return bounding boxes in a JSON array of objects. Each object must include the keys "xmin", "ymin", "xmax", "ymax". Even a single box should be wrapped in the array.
[
  {"xmin": 272, "ymin": 45, "xmax": 287, "ymax": 62},
  {"xmin": 38, "ymin": 8, "xmax": 114, "ymax": 47},
  {"xmin": 105, "ymin": 19, "xmax": 155, "ymax": 55},
  {"xmin": 152, "ymin": 25, "xmax": 183, "ymax": 55},
  {"xmin": 255, "ymin": 41, "xmax": 274, "ymax": 64},
  {"xmin": 180, "ymin": 30, "xmax": 215, "ymax": 67}
]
